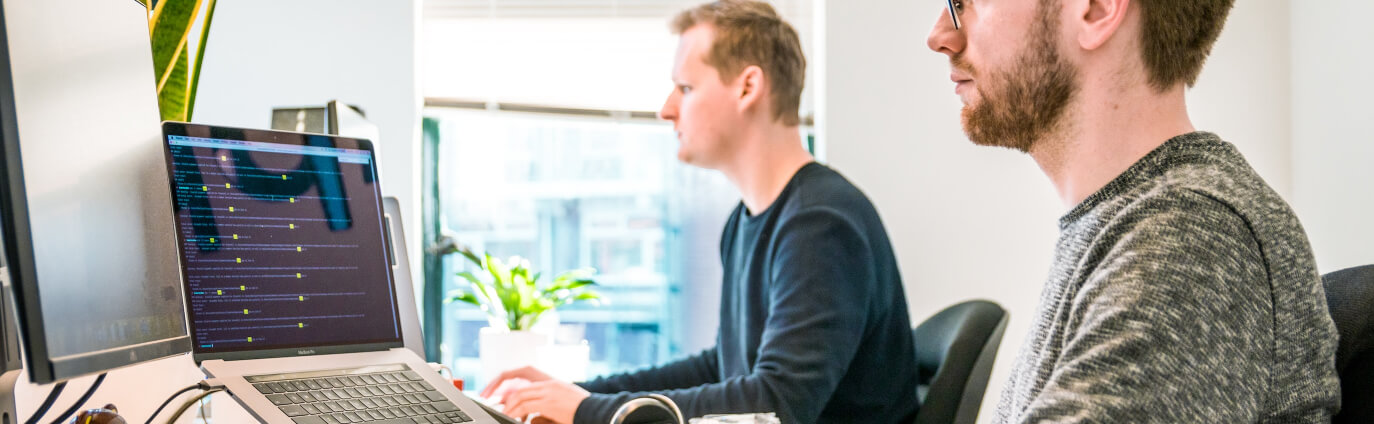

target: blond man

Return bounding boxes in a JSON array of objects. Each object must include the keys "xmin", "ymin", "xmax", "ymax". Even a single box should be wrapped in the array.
[{"xmin": 483, "ymin": 2, "xmax": 919, "ymax": 423}]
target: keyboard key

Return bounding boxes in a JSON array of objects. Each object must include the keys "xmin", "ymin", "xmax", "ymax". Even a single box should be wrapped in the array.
[
  {"xmin": 417, "ymin": 381, "xmax": 435, "ymax": 391},
  {"xmin": 280, "ymin": 405, "xmax": 308, "ymax": 417},
  {"xmin": 291, "ymin": 417, "xmax": 325, "ymax": 424},
  {"xmin": 348, "ymin": 400, "xmax": 365, "ymax": 410},
  {"xmin": 380, "ymin": 385, "xmax": 396, "ymax": 395},
  {"xmin": 302, "ymin": 404, "xmax": 321, "ymax": 415},
  {"xmin": 292, "ymin": 381, "xmax": 312, "ymax": 392},
  {"xmin": 343, "ymin": 388, "xmax": 362, "ymax": 398},
  {"xmin": 348, "ymin": 376, "xmax": 367, "ymax": 386},
  {"xmin": 267, "ymin": 394, "xmax": 292, "ymax": 405},
  {"xmin": 360, "ymin": 375, "xmax": 379, "ymax": 385},
  {"xmin": 286, "ymin": 393, "xmax": 305, "ymax": 404},
  {"xmin": 254, "ymin": 383, "xmax": 272, "ymax": 394},
  {"xmin": 402, "ymin": 371, "xmax": 423, "ymax": 381},
  {"xmin": 306, "ymin": 380, "xmax": 324, "ymax": 390},
  {"xmin": 423, "ymin": 391, "xmax": 446, "ymax": 402},
  {"xmin": 321, "ymin": 415, "xmax": 341, "ymax": 424},
  {"xmin": 433, "ymin": 401, "xmax": 459, "ymax": 413},
  {"xmin": 368, "ymin": 386, "xmax": 386, "ymax": 397},
  {"xmin": 343, "ymin": 412, "xmax": 364, "ymax": 422},
  {"xmin": 367, "ymin": 410, "xmax": 386, "ymax": 420},
  {"xmin": 419, "ymin": 404, "xmax": 439, "ymax": 414}
]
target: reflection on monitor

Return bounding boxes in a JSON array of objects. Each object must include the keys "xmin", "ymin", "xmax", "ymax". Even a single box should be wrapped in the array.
[
  {"xmin": 0, "ymin": 0, "xmax": 191, "ymax": 383},
  {"xmin": 161, "ymin": 125, "xmax": 401, "ymax": 361}
]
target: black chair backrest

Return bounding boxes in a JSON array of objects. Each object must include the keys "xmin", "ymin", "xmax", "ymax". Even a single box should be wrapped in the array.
[
  {"xmin": 912, "ymin": 300, "xmax": 1009, "ymax": 424},
  {"xmin": 1323, "ymin": 265, "xmax": 1374, "ymax": 424}
]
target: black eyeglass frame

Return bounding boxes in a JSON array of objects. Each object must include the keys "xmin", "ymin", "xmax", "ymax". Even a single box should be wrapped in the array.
[{"xmin": 946, "ymin": 0, "xmax": 963, "ymax": 29}]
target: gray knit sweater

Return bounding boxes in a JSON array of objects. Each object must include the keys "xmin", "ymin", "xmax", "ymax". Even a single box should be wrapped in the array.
[{"xmin": 993, "ymin": 132, "xmax": 1341, "ymax": 423}]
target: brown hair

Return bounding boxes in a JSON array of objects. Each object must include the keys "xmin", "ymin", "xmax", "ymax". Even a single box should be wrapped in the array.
[
  {"xmin": 1136, "ymin": 0, "xmax": 1236, "ymax": 90},
  {"xmin": 672, "ymin": 0, "xmax": 805, "ymax": 126}
]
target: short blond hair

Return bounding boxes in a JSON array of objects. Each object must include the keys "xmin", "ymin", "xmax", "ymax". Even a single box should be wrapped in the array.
[{"xmin": 672, "ymin": 0, "xmax": 805, "ymax": 126}]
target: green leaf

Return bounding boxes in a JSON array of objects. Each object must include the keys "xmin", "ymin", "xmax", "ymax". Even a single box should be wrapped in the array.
[
  {"xmin": 157, "ymin": 53, "xmax": 189, "ymax": 121},
  {"xmin": 443, "ymin": 291, "xmax": 481, "ymax": 306},
  {"xmin": 149, "ymin": 0, "xmax": 205, "ymax": 121},
  {"xmin": 185, "ymin": 0, "xmax": 216, "ymax": 121},
  {"xmin": 564, "ymin": 292, "xmax": 604, "ymax": 306}
]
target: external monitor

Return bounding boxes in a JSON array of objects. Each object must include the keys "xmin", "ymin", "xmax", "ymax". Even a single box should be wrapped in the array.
[{"xmin": 0, "ymin": 0, "xmax": 192, "ymax": 384}]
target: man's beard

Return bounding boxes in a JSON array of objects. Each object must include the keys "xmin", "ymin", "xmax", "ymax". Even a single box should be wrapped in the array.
[{"xmin": 959, "ymin": 3, "xmax": 1078, "ymax": 153}]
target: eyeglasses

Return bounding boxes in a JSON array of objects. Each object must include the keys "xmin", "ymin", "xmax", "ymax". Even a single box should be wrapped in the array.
[{"xmin": 946, "ymin": 0, "xmax": 963, "ymax": 30}]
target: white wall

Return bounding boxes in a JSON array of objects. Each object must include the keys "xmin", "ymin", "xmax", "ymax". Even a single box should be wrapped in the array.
[
  {"xmin": 816, "ymin": 1, "xmax": 1296, "ymax": 422},
  {"xmin": 194, "ymin": 0, "xmax": 424, "ymax": 289},
  {"xmin": 1291, "ymin": 1, "xmax": 1374, "ymax": 273}
]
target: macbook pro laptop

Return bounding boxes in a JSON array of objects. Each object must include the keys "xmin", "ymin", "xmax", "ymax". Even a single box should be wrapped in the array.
[{"xmin": 160, "ymin": 122, "xmax": 499, "ymax": 424}]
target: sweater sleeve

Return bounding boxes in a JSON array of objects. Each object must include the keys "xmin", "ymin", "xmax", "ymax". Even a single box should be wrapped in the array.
[
  {"xmin": 577, "ymin": 347, "xmax": 721, "ymax": 394},
  {"xmin": 1015, "ymin": 191, "xmax": 1281, "ymax": 423},
  {"xmin": 574, "ymin": 208, "xmax": 876, "ymax": 424}
]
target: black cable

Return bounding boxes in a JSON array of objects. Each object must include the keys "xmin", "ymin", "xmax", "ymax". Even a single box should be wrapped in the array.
[
  {"xmin": 144, "ymin": 383, "xmax": 204, "ymax": 424},
  {"xmin": 47, "ymin": 373, "xmax": 106, "ymax": 424},
  {"xmin": 23, "ymin": 381, "xmax": 67, "ymax": 424}
]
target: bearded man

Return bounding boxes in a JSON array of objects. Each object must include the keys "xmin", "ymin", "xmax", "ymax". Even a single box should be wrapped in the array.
[{"xmin": 926, "ymin": 0, "xmax": 1341, "ymax": 422}]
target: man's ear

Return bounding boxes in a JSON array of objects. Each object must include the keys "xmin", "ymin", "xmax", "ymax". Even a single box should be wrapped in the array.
[
  {"xmin": 735, "ymin": 65, "xmax": 767, "ymax": 114},
  {"xmin": 1073, "ymin": 0, "xmax": 1131, "ymax": 50}
]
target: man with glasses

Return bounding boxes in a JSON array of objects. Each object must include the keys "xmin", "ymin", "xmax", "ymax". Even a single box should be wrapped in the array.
[{"xmin": 927, "ymin": 0, "xmax": 1340, "ymax": 422}]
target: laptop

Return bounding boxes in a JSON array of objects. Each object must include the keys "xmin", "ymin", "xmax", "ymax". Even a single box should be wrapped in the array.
[{"xmin": 160, "ymin": 122, "xmax": 501, "ymax": 424}]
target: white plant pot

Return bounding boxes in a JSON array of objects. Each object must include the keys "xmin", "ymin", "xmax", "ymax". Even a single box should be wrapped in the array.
[{"xmin": 478, "ymin": 327, "xmax": 551, "ymax": 386}]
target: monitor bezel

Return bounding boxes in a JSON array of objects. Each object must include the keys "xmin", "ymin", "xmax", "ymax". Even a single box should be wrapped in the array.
[{"xmin": 160, "ymin": 122, "xmax": 405, "ymax": 364}]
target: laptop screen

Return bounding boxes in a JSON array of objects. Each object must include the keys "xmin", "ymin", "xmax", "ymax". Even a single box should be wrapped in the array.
[{"xmin": 162, "ymin": 123, "xmax": 401, "ymax": 359}]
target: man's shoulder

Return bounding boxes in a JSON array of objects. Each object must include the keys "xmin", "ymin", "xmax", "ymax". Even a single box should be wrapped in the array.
[{"xmin": 776, "ymin": 163, "xmax": 876, "ymax": 221}]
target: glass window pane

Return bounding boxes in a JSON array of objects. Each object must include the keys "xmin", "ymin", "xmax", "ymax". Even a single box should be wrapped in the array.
[{"xmin": 426, "ymin": 108, "xmax": 736, "ymax": 388}]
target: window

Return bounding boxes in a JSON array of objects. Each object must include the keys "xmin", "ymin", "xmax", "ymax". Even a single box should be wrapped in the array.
[
  {"xmin": 419, "ymin": 2, "xmax": 813, "ymax": 389},
  {"xmin": 424, "ymin": 108, "xmax": 738, "ymax": 386}
]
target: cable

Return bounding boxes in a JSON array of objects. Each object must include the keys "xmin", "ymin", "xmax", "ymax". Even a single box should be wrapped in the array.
[
  {"xmin": 144, "ymin": 383, "xmax": 205, "ymax": 424},
  {"xmin": 163, "ymin": 388, "xmax": 222, "ymax": 424},
  {"xmin": 23, "ymin": 381, "xmax": 67, "ymax": 424},
  {"xmin": 47, "ymin": 373, "xmax": 106, "ymax": 424},
  {"xmin": 196, "ymin": 392, "xmax": 209, "ymax": 422}
]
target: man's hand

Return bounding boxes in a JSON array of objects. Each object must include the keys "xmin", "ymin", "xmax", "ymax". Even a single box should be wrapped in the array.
[
  {"xmin": 482, "ymin": 366, "xmax": 556, "ymax": 400},
  {"xmin": 501, "ymin": 380, "xmax": 590, "ymax": 424}
]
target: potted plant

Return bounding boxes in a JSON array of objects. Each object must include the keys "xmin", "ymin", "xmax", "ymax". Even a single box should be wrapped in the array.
[{"xmin": 438, "ymin": 244, "xmax": 603, "ymax": 382}]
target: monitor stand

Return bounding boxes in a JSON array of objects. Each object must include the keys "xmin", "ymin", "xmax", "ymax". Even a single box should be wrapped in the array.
[{"xmin": 0, "ymin": 271, "xmax": 23, "ymax": 424}]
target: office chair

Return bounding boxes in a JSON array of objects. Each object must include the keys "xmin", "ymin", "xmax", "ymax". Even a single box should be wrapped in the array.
[
  {"xmin": 1323, "ymin": 264, "xmax": 1374, "ymax": 424},
  {"xmin": 911, "ymin": 300, "xmax": 1009, "ymax": 424}
]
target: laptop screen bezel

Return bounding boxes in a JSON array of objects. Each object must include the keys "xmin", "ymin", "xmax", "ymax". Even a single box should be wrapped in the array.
[{"xmin": 160, "ymin": 122, "xmax": 405, "ymax": 363}]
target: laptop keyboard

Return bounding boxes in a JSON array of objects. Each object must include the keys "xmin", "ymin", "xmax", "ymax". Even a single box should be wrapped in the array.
[{"xmin": 248, "ymin": 364, "xmax": 474, "ymax": 424}]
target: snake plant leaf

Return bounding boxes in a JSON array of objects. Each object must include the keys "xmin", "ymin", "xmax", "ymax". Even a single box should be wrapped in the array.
[
  {"xmin": 185, "ymin": 0, "xmax": 216, "ymax": 121},
  {"xmin": 157, "ymin": 53, "xmax": 189, "ymax": 121},
  {"xmin": 149, "ymin": 0, "xmax": 214, "ymax": 121}
]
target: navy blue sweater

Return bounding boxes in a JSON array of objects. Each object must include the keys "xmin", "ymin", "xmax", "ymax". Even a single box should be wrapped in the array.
[{"xmin": 574, "ymin": 163, "xmax": 918, "ymax": 424}]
